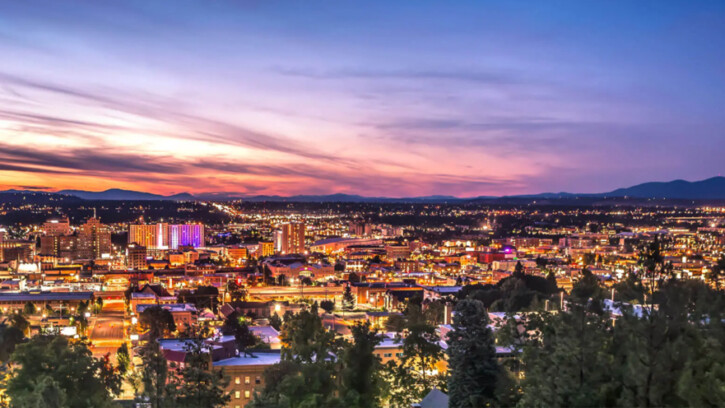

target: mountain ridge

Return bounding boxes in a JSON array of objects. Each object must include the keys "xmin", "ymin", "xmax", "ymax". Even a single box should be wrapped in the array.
[{"xmin": 2, "ymin": 177, "xmax": 724, "ymax": 202}]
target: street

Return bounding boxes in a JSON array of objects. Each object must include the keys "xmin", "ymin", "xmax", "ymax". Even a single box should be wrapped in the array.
[{"xmin": 89, "ymin": 299, "xmax": 126, "ymax": 360}]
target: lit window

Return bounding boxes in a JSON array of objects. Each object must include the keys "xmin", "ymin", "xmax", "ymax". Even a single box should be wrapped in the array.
[
  {"xmin": 235, "ymin": 391, "xmax": 240, "ymax": 399},
  {"xmin": 235, "ymin": 377, "xmax": 240, "ymax": 384},
  {"xmin": 245, "ymin": 391, "xmax": 251, "ymax": 399},
  {"xmin": 245, "ymin": 376, "xmax": 250, "ymax": 384}
]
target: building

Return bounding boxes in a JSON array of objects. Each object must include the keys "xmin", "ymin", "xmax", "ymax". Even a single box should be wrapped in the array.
[
  {"xmin": 276, "ymin": 222, "xmax": 305, "ymax": 254},
  {"xmin": 0, "ymin": 240, "xmax": 34, "ymax": 263},
  {"xmin": 258, "ymin": 241, "xmax": 274, "ymax": 257},
  {"xmin": 213, "ymin": 351, "xmax": 281, "ymax": 408},
  {"xmin": 129, "ymin": 223, "xmax": 204, "ymax": 250},
  {"xmin": 127, "ymin": 243, "xmax": 148, "ymax": 269},
  {"xmin": 78, "ymin": 217, "xmax": 111, "ymax": 259},
  {"xmin": 385, "ymin": 244, "xmax": 411, "ymax": 260},
  {"xmin": 40, "ymin": 218, "xmax": 111, "ymax": 260},
  {"xmin": 137, "ymin": 303, "xmax": 197, "ymax": 332},
  {"xmin": 41, "ymin": 218, "xmax": 71, "ymax": 236}
]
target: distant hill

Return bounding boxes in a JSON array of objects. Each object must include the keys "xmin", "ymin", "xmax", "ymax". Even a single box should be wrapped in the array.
[
  {"xmin": 239, "ymin": 193, "xmax": 462, "ymax": 203},
  {"xmin": 603, "ymin": 177, "xmax": 725, "ymax": 199},
  {"xmin": 57, "ymin": 188, "xmax": 194, "ymax": 201},
  {"xmin": 3, "ymin": 177, "xmax": 725, "ymax": 202}
]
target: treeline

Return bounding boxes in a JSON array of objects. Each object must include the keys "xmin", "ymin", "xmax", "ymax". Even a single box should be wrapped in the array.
[{"xmin": 250, "ymin": 241, "xmax": 725, "ymax": 408}]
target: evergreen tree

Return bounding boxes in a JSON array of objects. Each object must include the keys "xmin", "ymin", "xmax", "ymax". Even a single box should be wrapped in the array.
[
  {"xmin": 248, "ymin": 305, "xmax": 341, "ymax": 408},
  {"xmin": 269, "ymin": 312, "xmax": 282, "ymax": 331},
  {"xmin": 139, "ymin": 339, "xmax": 171, "ymax": 408},
  {"xmin": 0, "ymin": 319, "xmax": 24, "ymax": 363},
  {"xmin": 7, "ymin": 335, "xmax": 120, "ymax": 408},
  {"xmin": 382, "ymin": 305, "xmax": 445, "ymax": 407},
  {"xmin": 222, "ymin": 314, "xmax": 259, "ymax": 356},
  {"xmin": 447, "ymin": 299, "xmax": 499, "ymax": 408},
  {"xmin": 168, "ymin": 337, "xmax": 230, "ymax": 408},
  {"xmin": 116, "ymin": 342, "xmax": 130, "ymax": 375},
  {"xmin": 342, "ymin": 285, "xmax": 355, "ymax": 311},
  {"xmin": 339, "ymin": 322, "xmax": 383, "ymax": 407}
]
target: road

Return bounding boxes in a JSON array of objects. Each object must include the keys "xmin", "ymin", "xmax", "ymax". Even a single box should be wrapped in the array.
[
  {"xmin": 248, "ymin": 285, "xmax": 343, "ymax": 300},
  {"xmin": 89, "ymin": 300, "xmax": 126, "ymax": 359}
]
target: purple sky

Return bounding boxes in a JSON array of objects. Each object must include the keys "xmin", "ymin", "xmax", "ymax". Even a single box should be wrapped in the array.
[{"xmin": 0, "ymin": 0, "xmax": 724, "ymax": 197}]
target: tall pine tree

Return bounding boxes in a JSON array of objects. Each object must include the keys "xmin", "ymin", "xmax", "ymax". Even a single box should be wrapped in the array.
[{"xmin": 447, "ymin": 299, "xmax": 499, "ymax": 408}]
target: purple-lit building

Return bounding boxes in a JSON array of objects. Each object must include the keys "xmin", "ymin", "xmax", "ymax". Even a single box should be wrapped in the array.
[
  {"xmin": 129, "ymin": 223, "xmax": 204, "ymax": 250},
  {"xmin": 169, "ymin": 224, "xmax": 204, "ymax": 249}
]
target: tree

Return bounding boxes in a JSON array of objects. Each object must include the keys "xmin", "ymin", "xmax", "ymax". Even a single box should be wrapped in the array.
[
  {"xmin": 342, "ymin": 285, "xmax": 355, "ymax": 311},
  {"xmin": 222, "ymin": 314, "xmax": 259, "ymax": 356},
  {"xmin": 447, "ymin": 299, "xmax": 499, "ymax": 408},
  {"xmin": 139, "ymin": 339, "xmax": 171, "ymax": 408},
  {"xmin": 167, "ymin": 337, "xmax": 230, "ymax": 408},
  {"xmin": 514, "ymin": 304, "xmax": 612, "ymax": 407},
  {"xmin": 22, "ymin": 302, "xmax": 36, "ymax": 316},
  {"xmin": 8, "ymin": 314, "xmax": 30, "ymax": 337},
  {"xmin": 249, "ymin": 305, "xmax": 341, "ymax": 408},
  {"xmin": 116, "ymin": 342, "xmax": 131, "ymax": 375},
  {"xmin": 0, "ymin": 319, "xmax": 24, "ymax": 363},
  {"xmin": 7, "ymin": 335, "xmax": 120, "ymax": 407},
  {"xmin": 319, "ymin": 300, "xmax": 335, "ymax": 314},
  {"xmin": 269, "ymin": 312, "xmax": 282, "ymax": 331},
  {"xmin": 570, "ymin": 268, "xmax": 605, "ymax": 303},
  {"xmin": 226, "ymin": 280, "xmax": 247, "ymax": 302},
  {"xmin": 339, "ymin": 322, "xmax": 383, "ymax": 408},
  {"xmin": 139, "ymin": 305, "xmax": 177, "ymax": 339},
  {"xmin": 383, "ymin": 305, "xmax": 445, "ymax": 407},
  {"xmin": 280, "ymin": 304, "xmax": 339, "ymax": 364},
  {"xmin": 513, "ymin": 261, "xmax": 524, "ymax": 277},
  {"xmin": 384, "ymin": 314, "xmax": 406, "ymax": 333},
  {"xmin": 9, "ymin": 375, "xmax": 66, "ymax": 408}
]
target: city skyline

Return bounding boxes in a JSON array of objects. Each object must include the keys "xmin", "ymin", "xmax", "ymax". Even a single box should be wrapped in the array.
[{"xmin": 1, "ymin": 0, "xmax": 725, "ymax": 197}]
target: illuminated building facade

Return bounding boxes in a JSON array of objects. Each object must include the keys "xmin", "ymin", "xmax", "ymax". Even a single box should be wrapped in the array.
[{"xmin": 128, "ymin": 223, "xmax": 204, "ymax": 250}]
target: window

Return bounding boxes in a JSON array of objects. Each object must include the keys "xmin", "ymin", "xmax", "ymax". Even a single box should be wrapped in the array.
[
  {"xmin": 235, "ymin": 377, "xmax": 240, "ymax": 385},
  {"xmin": 383, "ymin": 353, "xmax": 392, "ymax": 358},
  {"xmin": 245, "ymin": 390, "xmax": 251, "ymax": 399},
  {"xmin": 255, "ymin": 376, "xmax": 261, "ymax": 384},
  {"xmin": 245, "ymin": 376, "xmax": 250, "ymax": 384},
  {"xmin": 235, "ymin": 391, "xmax": 240, "ymax": 399}
]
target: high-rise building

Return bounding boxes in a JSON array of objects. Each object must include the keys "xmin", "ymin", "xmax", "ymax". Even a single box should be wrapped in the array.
[
  {"xmin": 259, "ymin": 241, "xmax": 274, "ymax": 257},
  {"xmin": 128, "ymin": 223, "xmax": 204, "ymax": 250},
  {"xmin": 39, "ymin": 217, "xmax": 110, "ymax": 260},
  {"xmin": 42, "ymin": 218, "xmax": 71, "ymax": 236},
  {"xmin": 78, "ymin": 217, "xmax": 111, "ymax": 259},
  {"xmin": 169, "ymin": 224, "xmax": 204, "ymax": 249},
  {"xmin": 278, "ymin": 222, "xmax": 305, "ymax": 254}
]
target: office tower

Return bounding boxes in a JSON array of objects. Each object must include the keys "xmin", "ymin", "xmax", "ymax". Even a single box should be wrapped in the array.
[
  {"xmin": 78, "ymin": 217, "xmax": 112, "ymax": 259},
  {"xmin": 279, "ymin": 222, "xmax": 305, "ymax": 254}
]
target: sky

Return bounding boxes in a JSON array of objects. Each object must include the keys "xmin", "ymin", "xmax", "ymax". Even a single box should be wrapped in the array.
[{"xmin": 0, "ymin": 0, "xmax": 724, "ymax": 197}]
